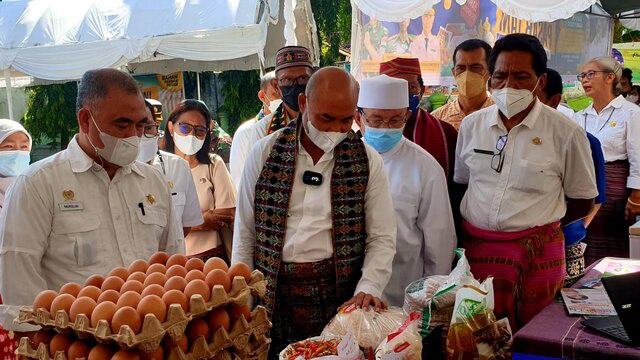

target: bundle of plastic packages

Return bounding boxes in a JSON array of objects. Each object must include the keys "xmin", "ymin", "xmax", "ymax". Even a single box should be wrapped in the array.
[{"xmin": 374, "ymin": 312, "xmax": 422, "ymax": 360}]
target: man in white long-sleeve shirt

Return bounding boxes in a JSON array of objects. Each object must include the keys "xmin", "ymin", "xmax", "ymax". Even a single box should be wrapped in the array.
[
  {"xmin": 0, "ymin": 69, "xmax": 183, "ymax": 331},
  {"xmin": 232, "ymin": 67, "xmax": 396, "ymax": 356},
  {"xmin": 355, "ymin": 75, "xmax": 456, "ymax": 307}
]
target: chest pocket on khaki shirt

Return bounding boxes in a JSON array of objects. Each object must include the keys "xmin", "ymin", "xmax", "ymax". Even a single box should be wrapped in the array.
[
  {"xmin": 131, "ymin": 200, "xmax": 168, "ymax": 257},
  {"xmin": 51, "ymin": 213, "xmax": 103, "ymax": 267},
  {"xmin": 516, "ymin": 159, "xmax": 556, "ymax": 193}
]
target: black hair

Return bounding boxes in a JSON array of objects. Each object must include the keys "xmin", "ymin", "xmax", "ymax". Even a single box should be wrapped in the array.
[
  {"xmin": 452, "ymin": 39, "xmax": 492, "ymax": 66},
  {"xmin": 622, "ymin": 68, "xmax": 633, "ymax": 81},
  {"xmin": 544, "ymin": 68, "xmax": 563, "ymax": 99},
  {"xmin": 163, "ymin": 99, "xmax": 212, "ymax": 165},
  {"xmin": 76, "ymin": 69, "xmax": 141, "ymax": 113},
  {"xmin": 489, "ymin": 33, "xmax": 547, "ymax": 76}
]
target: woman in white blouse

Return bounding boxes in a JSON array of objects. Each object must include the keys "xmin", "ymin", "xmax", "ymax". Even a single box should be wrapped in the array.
[
  {"xmin": 574, "ymin": 57, "xmax": 640, "ymax": 265},
  {"xmin": 164, "ymin": 100, "xmax": 237, "ymax": 261}
]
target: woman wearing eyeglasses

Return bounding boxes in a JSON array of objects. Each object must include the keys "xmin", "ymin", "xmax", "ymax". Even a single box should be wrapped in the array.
[
  {"xmin": 164, "ymin": 100, "xmax": 237, "ymax": 261},
  {"xmin": 574, "ymin": 56, "xmax": 640, "ymax": 265}
]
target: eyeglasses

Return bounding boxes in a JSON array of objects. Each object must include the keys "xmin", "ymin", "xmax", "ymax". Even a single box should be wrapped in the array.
[
  {"xmin": 360, "ymin": 112, "xmax": 407, "ymax": 128},
  {"xmin": 277, "ymin": 75, "xmax": 310, "ymax": 87},
  {"xmin": 577, "ymin": 70, "xmax": 611, "ymax": 82},
  {"xmin": 143, "ymin": 124, "xmax": 159, "ymax": 138},
  {"xmin": 491, "ymin": 135, "xmax": 508, "ymax": 173},
  {"xmin": 176, "ymin": 122, "xmax": 207, "ymax": 138}
]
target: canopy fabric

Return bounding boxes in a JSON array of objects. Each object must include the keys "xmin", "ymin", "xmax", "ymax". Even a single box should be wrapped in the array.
[
  {"xmin": 490, "ymin": 0, "xmax": 598, "ymax": 22},
  {"xmin": 350, "ymin": 0, "xmax": 441, "ymax": 22},
  {"xmin": 0, "ymin": 0, "xmax": 275, "ymax": 80}
]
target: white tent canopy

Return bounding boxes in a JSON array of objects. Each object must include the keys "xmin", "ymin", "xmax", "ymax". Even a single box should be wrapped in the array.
[{"xmin": 0, "ymin": 0, "xmax": 276, "ymax": 80}]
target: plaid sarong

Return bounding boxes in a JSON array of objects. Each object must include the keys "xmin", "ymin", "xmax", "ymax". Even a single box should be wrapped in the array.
[
  {"xmin": 462, "ymin": 220, "xmax": 565, "ymax": 331},
  {"xmin": 584, "ymin": 160, "xmax": 631, "ymax": 265}
]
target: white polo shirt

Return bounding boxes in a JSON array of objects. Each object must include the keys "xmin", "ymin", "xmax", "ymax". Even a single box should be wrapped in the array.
[
  {"xmin": 0, "ymin": 136, "xmax": 183, "ymax": 330},
  {"xmin": 573, "ymin": 95, "xmax": 640, "ymax": 189},
  {"xmin": 454, "ymin": 100, "xmax": 598, "ymax": 232}
]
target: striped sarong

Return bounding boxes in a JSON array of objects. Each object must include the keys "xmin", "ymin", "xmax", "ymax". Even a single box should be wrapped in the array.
[
  {"xmin": 462, "ymin": 221, "xmax": 565, "ymax": 331},
  {"xmin": 584, "ymin": 160, "xmax": 630, "ymax": 266}
]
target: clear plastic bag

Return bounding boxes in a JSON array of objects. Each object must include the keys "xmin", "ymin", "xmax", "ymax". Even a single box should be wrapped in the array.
[
  {"xmin": 374, "ymin": 312, "xmax": 422, "ymax": 360},
  {"xmin": 321, "ymin": 305, "xmax": 405, "ymax": 350}
]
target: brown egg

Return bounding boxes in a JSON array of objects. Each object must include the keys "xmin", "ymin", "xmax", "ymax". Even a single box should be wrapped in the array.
[
  {"xmin": 165, "ymin": 265, "xmax": 187, "ymax": 279},
  {"xmin": 108, "ymin": 267, "xmax": 130, "ymax": 282},
  {"xmin": 186, "ymin": 318, "xmax": 210, "ymax": 343},
  {"xmin": 185, "ymin": 258, "xmax": 204, "ymax": 272},
  {"xmin": 60, "ymin": 282, "xmax": 82, "ymax": 297},
  {"xmin": 111, "ymin": 306, "xmax": 142, "ymax": 334},
  {"xmin": 141, "ymin": 284, "xmax": 165, "ymax": 298},
  {"xmin": 139, "ymin": 346, "xmax": 163, "ymax": 360},
  {"xmin": 77, "ymin": 286, "xmax": 102, "ymax": 301},
  {"xmin": 91, "ymin": 301, "xmax": 118, "ymax": 328},
  {"xmin": 144, "ymin": 273, "xmax": 167, "ymax": 287},
  {"xmin": 185, "ymin": 270, "xmax": 205, "ymax": 283},
  {"xmin": 101, "ymin": 276, "xmax": 125, "ymax": 292},
  {"xmin": 127, "ymin": 271, "xmax": 146, "ymax": 283},
  {"xmin": 162, "ymin": 334, "xmax": 188, "ymax": 353},
  {"xmin": 31, "ymin": 331, "xmax": 53, "ymax": 348},
  {"xmin": 206, "ymin": 308, "xmax": 230, "ymax": 332},
  {"xmin": 227, "ymin": 263, "xmax": 252, "ymax": 283},
  {"xmin": 32, "ymin": 290, "xmax": 58, "ymax": 312},
  {"xmin": 68, "ymin": 340, "xmax": 92, "ymax": 360},
  {"xmin": 117, "ymin": 291, "xmax": 142, "ymax": 309},
  {"xmin": 146, "ymin": 263, "xmax": 166, "ymax": 275},
  {"xmin": 137, "ymin": 295, "xmax": 167, "ymax": 323},
  {"xmin": 149, "ymin": 251, "xmax": 169, "ymax": 265},
  {"xmin": 205, "ymin": 269, "xmax": 231, "ymax": 292},
  {"xmin": 203, "ymin": 257, "xmax": 228, "ymax": 274},
  {"xmin": 228, "ymin": 304, "xmax": 251, "ymax": 323},
  {"xmin": 88, "ymin": 345, "xmax": 114, "ymax": 360},
  {"xmin": 69, "ymin": 296, "xmax": 97, "ymax": 322},
  {"xmin": 163, "ymin": 276, "xmax": 187, "ymax": 292},
  {"xmin": 112, "ymin": 350, "xmax": 141, "ymax": 360},
  {"xmin": 50, "ymin": 294, "xmax": 76, "ymax": 319},
  {"xmin": 97, "ymin": 289, "xmax": 120, "ymax": 304},
  {"xmin": 121, "ymin": 280, "xmax": 145, "ymax": 294},
  {"xmin": 165, "ymin": 254, "xmax": 188, "ymax": 269},
  {"xmin": 162, "ymin": 290, "xmax": 188, "ymax": 312},
  {"xmin": 49, "ymin": 334, "xmax": 73, "ymax": 357},
  {"xmin": 184, "ymin": 279, "xmax": 210, "ymax": 302},
  {"xmin": 128, "ymin": 259, "xmax": 149, "ymax": 274},
  {"xmin": 84, "ymin": 275, "xmax": 105, "ymax": 288}
]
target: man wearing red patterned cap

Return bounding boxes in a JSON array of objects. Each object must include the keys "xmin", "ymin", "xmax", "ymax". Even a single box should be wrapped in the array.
[
  {"xmin": 229, "ymin": 46, "xmax": 313, "ymax": 188},
  {"xmin": 379, "ymin": 57, "xmax": 458, "ymax": 183}
]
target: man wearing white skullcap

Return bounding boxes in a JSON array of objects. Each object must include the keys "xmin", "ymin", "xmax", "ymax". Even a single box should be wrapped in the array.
[
  {"xmin": 0, "ymin": 119, "xmax": 32, "ymax": 208},
  {"xmin": 355, "ymin": 75, "xmax": 456, "ymax": 306}
]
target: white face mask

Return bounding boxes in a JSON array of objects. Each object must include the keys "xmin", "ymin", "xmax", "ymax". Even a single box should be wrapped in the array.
[
  {"xmin": 137, "ymin": 136, "xmax": 159, "ymax": 163},
  {"xmin": 173, "ymin": 133, "xmax": 204, "ymax": 156},
  {"xmin": 88, "ymin": 112, "xmax": 140, "ymax": 167},
  {"xmin": 268, "ymin": 99, "xmax": 283, "ymax": 114},
  {"xmin": 627, "ymin": 95, "xmax": 639, "ymax": 104},
  {"xmin": 303, "ymin": 117, "xmax": 349, "ymax": 153},
  {"xmin": 491, "ymin": 79, "xmax": 540, "ymax": 119}
]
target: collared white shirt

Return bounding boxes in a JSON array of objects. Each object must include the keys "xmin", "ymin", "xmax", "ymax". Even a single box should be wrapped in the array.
[
  {"xmin": 0, "ymin": 136, "xmax": 183, "ymax": 330},
  {"xmin": 454, "ymin": 100, "xmax": 598, "ymax": 231},
  {"xmin": 573, "ymin": 95, "xmax": 640, "ymax": 189},
  {"xmin": 379, "ymin": 137, "xmax": 456, "ymax": 307},
  {"xmin": 557, "ymin": 103, "xmax": 575, "ymax": 119},
  {"xmin": 229, "ymin": 113, "xmax": 275, "ymax": 190},
  {"xmin": 152, "ymin": 150, "xmax": 203, "ymax": 229},
  {"xmin": 232, "ymin": 129, "xmax": 397, "ymax": 298}
]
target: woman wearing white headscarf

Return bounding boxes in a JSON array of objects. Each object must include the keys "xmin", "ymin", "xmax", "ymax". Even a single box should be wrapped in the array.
[{"xmin": 0, "ymin": 119, "xmax": 32, "ymax": 208}]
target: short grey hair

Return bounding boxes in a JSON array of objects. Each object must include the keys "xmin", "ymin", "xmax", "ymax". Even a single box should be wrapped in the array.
[
  {"xmin": 76, "ymin": 69, "xmax": 142, "ymax": 113},
  {"xmin": 587, "ymin": 56, "xmax": 623, "ymax": 95},
  {"xmin": 260, "ymin": 71, "xmax": 276, "ymax": 91}
]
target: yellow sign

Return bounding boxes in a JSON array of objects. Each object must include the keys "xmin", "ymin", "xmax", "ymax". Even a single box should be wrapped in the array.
[{"xmin": 157, "ymin": 73, "xmax": 184, "ymax": 92}]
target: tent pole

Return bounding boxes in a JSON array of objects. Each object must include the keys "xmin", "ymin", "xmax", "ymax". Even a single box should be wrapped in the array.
[
  {"xmin": 3, "ymin": 70, "xmax": 14, "ymax": 120},
  {"xmin": 196, "ymin": 72, "xmax": 201, "ymax": 100}
]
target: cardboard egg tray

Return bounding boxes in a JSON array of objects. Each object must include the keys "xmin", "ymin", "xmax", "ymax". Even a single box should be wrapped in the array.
[
  {"xmin": 16, "ymin": 307, "xmax": 272, "ymax": 360},
  {"xmin": 16, "ymin": 271, "xmax": 267, "ymax": 352}
]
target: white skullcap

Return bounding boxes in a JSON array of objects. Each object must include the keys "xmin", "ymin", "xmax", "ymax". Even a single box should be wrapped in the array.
[
  {"xmin": 358, "ymin": 75, "xmax": 409, "ymax": 109},
  {"xmin": 0, "ymin": 119, "xmax": 32, "ymax": 149}
]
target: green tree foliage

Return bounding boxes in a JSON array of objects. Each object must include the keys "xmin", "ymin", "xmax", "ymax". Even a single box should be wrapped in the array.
[
  {"xmin": 218, "ymin": 70, "xmax": 261, "ymax": 135},
  {"xmin": 311, "ymin": 0, "xmax": 352, "ymax": 66},
  {"xmin": 614, "ymin": 21, "xmax": 640, "ymax": 43},
  {"xmin": 23, "ymin": 82, "xmax": 78, "ymax": 149}
]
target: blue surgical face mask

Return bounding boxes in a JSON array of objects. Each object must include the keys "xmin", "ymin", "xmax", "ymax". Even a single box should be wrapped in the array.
[
  {"xmin": 0, "ymin": 150, "xmax": 30, "ymax": 177},
  {"xmin": 409, "ymin": 94, "xmax": 421, "ymax": 114},
  {"xmin": 363, "ymin": 125, "xmax": 404, "ymax": 153}
]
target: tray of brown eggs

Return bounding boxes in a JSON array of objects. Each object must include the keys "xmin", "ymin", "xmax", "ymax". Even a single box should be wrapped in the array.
[
  {"xmin": 16, "ymin": 252, "xmax": 267, "ymax": 352},
  {"xmin": 16, "ymin": 306, "xmax": 271, "ymax": 360}
]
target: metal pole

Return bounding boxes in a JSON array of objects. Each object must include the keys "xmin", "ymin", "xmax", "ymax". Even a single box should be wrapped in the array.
[
  {"xmin": 196, "ymin": 72, "xmax": 201, "ymax": 100},
  {"xmin": 3, "ymin": 70, "xmax": 14, "ymax": 120}
]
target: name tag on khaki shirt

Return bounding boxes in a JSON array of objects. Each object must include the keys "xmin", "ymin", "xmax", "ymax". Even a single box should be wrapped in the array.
[{"xmin": 59, "ymin": 202, "xmax": 84, "ymax": 211}]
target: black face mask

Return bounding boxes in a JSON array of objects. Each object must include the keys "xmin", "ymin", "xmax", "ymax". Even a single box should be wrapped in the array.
[{"xmin": 279, "ymin": 84, "xmax": 307, "ymax": 112}]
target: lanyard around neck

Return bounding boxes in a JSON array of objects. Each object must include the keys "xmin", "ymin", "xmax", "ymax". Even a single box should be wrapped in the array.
[{"xmin": 584, "ymin": 108, "xmax": 615, "ymax": 134}]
